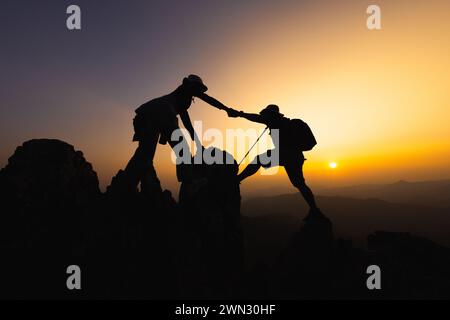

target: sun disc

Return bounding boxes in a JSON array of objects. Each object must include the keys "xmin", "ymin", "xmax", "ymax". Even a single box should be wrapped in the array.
[{"xmin": 329, "ymin": 162, "xmax": 338, "ymax": 169}]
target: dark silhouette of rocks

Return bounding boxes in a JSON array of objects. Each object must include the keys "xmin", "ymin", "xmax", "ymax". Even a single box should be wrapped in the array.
[
  {"xmin": 0, "ymin": 139, "xmax": 100, "ymax": 299},
  {"xmin": 0, "ymin": 140, "xmax": 243, "ymax": 299},
  {"xmin": 178, "ymin": 147, "xmax": 243, "ymax": 297},
  {"xmin": 1, "ymin": 139, "xmax": 450, "ymax": 299},
  {"xmin": 273, "ymin": 215, "xmax": 334, "ymax": 299},
  {"xmin": 0, "ymin": 139, "xmax": 100, "ymax": 207},
  {"xmin": 366, "ymin": 231, "xmax": 450, "ymax": 299},
  {"xmin": 90, "ymin": 187, "xmax": 181, "ymax": 299},
  {"xmin": 246, "ymin": 222, "xmax": 450, "ymax": 299}
]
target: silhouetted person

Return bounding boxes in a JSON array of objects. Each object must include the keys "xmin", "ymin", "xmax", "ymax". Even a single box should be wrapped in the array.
[
  {"xmin": 198, "ymin": 94, "xmax": 323, "ymax": 220},
  {"xmin": 122, "ymin": 75, "xmax": 207, "ymax": 194}
]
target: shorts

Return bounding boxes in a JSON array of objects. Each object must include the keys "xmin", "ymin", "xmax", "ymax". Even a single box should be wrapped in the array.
[
  {"xmin": 132, "ymin": 113, "xmax": 179, "ymax": 144},
  {"xmin": 256, "ymin": 148, "xmax": 305, "ymax": 168}
]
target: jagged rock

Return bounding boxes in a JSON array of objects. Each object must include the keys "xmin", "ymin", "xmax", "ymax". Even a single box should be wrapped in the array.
[
  {"xmin": 3, "ymin": 140, "xmax": 450, "ymax": 299},
  {"xmin": 106, "ymin": 169, "xmax": 135, "ymax": 195},
  {"xmin": 0, "ymin": 139, "xmax": 100, "ymax": 249},
  {"xmin": 0, "ymin": 139, "xmax": 100, "ymax": 208},
  {"xmin": 95, "ymin": 147, "xmax": 244, "ymax": 299},
  {"xmin": 298, "ymin": 214, "xmax": 334, "ymax": 247},
  {"xmin": 366, "ymin": 231, "xmax": 450, "ymax": 299},
  {"xmin": 273, "ymin": 214, "xmax": 334, "ymax": 298},
  {"xmin": 89, "ymin": 188, "xmax": 182, "ymax": 299},
  {"xmin": 178, "ymin": 147, "xmax": 243, "ymax": 298},
  {"xmin": 0, "ymin": 139, "xmax": 101, "ymax": 299},
  {"xmin": 368, "ymin": 231, "xmax": 439, "ymax": 253}
]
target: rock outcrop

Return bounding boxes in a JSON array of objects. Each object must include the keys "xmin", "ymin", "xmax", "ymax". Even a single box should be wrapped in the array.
[
  {"xmin": 0, "ymin": 139, "xmax": 99, "ymax": 207},
  {"xmin": 102, "ymin": 147, "xmax": 244, "ymax": 299},
  {"xmin": 272, "ymin": 215, "xmax": 334, "ymax": 299},
  {"xmin": 178, "ymin": 147, "xmax": 243, "ymax": 297},
  {"xmin": 0, "ymin": 139, "xmax": 100, "ymax": 299},
  {"xmin": 2, "ymin": 139, "xmax": 450, "ymax": 299}
]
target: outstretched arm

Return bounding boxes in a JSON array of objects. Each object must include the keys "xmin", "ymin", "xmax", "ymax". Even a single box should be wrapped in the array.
[
  {"xmin": 197, "ymin": 93, "xmax": 266, "ymax": 124},
  {"xmin": 179, "ymin": 110, "xmax": 202, "ymax": 150},
  {"xmin": 196, "ymin": 93, "xmax": 231, "ymax": 112},
  {"xmin": 236, "ymin": 111, "xmax": 266, "ymax": 124}
]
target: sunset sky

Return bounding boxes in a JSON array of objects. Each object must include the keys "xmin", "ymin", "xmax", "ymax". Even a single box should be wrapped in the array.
[{"xmin": 1, "ymin": 0, "xmax": 450, "ymax": 196}]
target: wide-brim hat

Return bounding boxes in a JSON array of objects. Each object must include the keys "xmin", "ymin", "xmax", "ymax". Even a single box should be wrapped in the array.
[
  {"xmin": 185, "ymin": 74, "xmax": 208, "ymax": 93},
  {"xmin": 260, "ymin": 104, "xmax": 283, "ymax": 117}
]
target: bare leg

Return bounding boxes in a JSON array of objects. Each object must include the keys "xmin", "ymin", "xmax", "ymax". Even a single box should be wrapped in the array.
[
  {"xmin": 124, "ymin": 128, "xmax": 161, "ymax": 193},
  {"xmin": 285, "ymin": 162, "xmax": 318, "ymax": 210},
  {"xmin": 298, "ymin": 183, "xmax": 318, "ymax": 210}
]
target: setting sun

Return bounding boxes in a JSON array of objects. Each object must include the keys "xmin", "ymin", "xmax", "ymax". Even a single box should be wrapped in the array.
[{"xmin": 329, "ymin": 162, "xmax": 338, "ymax": 169}]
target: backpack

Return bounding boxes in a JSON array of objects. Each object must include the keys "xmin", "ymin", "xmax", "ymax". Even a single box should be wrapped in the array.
[{"xmin": 286, "ymin": 118, "xmax": 317, "ymax": 151}]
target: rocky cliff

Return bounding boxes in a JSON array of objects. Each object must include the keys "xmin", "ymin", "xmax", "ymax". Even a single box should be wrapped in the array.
[{"xmin": 1, "ymin": 139, "xmax": 450, "ymax": 299}]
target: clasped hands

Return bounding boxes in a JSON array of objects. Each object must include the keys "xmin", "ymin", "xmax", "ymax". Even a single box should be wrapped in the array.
[{"xmin": 225, "ymin": 107, "xmax": 241, "ymax": 118}]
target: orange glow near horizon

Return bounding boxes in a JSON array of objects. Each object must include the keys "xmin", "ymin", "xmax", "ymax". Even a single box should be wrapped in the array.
[
  {"xmin": 2, "ymin": 1, "xmax": 450, "ymax": 196},
  {"xmin": 101, "ymin": 1, "xmax": 450, "ymax": 193}
]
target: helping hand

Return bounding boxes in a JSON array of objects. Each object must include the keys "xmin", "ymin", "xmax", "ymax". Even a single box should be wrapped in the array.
[{"xmin": 226, "ymin": 108, "xmax": 241, "ymax": 118}]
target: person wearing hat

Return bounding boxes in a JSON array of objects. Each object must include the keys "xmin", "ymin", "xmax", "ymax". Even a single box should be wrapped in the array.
[
  {"xmin": 197, "ymin": 94, "xmax": 323, "ymax": 221},
  {"xmin": 120, "ymin": 75, "xmax": 207, "ymax": 194}
]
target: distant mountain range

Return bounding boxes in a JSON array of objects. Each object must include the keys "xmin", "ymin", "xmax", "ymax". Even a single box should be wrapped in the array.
[
  {"xmin": 2, "ymin": 140, "xmax": 450, "ymax": 298},
  {"xmin": 242, "ymin": 193, "xmax": 450, "ymax": 266},
  {"xmin": 318, "ymin": 179, "xmax": 450, "ymax": 208}
]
